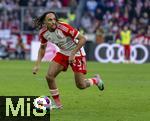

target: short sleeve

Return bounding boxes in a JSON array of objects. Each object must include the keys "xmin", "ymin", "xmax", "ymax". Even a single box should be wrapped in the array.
[
  {"xmin": 39, "ymin": 33, "xmax": 47, "ymax": 44},
  {"xmin": 57, "ymin": 22, "xmax": 79, "ymax": 40},
  {"xmin": 39, "ymin": 27, "xmax": 48, "ymax": 44},
  {"xmin": 67, "ymin": 25, "xmax": 79, "ymax": 39}
]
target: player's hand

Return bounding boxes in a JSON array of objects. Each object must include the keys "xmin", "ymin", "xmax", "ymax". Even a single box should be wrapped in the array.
[
  {"xmin": 32, "ymin": 66, "xmax": 39, "ymax": 74},
  {"xmin": 69, "ymin": 54, "xmax": 75, "ymax": 64}
]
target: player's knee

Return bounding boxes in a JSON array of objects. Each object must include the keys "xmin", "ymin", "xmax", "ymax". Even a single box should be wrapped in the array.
[{"xmin": 45, "ymin": 74, "xmax": 55, "ymax": 82}]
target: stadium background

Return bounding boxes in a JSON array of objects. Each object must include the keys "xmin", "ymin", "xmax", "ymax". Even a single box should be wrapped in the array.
[
  {"xmin": 0, "ymin": 0, "xmax": 150, "ymax": 121},
  {"xmin": 0, "ymin": 0, "xmax": 149, "ymax": 62}
]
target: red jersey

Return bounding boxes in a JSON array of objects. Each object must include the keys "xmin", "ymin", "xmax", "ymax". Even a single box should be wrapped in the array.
[{"xmin": 39, "ymin": 22, "xmax": 86, "ymax": 56}]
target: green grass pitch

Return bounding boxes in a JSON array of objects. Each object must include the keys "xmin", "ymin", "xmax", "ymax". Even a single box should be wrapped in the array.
[{"xmin": 0, "ymin": 60, "xmax": 150, "ymax": 121}]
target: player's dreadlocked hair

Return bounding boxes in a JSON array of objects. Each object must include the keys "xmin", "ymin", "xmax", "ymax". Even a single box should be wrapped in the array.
[{"xmin": 33, "ymin": 11, "xmax": 58, "ymax": 30}]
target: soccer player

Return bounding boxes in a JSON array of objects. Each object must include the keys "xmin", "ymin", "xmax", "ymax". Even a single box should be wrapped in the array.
[{"xmin": 32, "ymin": 11, "xmax": 104, "ymax": 109}]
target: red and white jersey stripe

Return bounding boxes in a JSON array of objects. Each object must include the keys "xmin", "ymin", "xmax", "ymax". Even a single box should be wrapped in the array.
[{"xmin": 39, "ymin": 22, "xmax": 86, "ymax": 56}]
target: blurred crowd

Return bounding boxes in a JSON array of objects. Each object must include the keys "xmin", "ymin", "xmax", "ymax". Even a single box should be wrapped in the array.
[
  {"xmin": 83, "ymin": 0, "xmax": 149, "ymax": 44},
  {"xmin": 0, "ymin": 0, "xmax": 77, "ymax": 32},
  {"xmin": 0, "ymin": 0, "xmax": 149, "ymax": 36},
  {"xmin": 0, "ymin": 0, "xmax": 149, "ymax": 59}
]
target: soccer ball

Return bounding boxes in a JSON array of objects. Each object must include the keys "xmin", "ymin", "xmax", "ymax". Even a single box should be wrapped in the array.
[{"xmin": 33, "ymin": 96, "xmax": 52, "ymax": 113}]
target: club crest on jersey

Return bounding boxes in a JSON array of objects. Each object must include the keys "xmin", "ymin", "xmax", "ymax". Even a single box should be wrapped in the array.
[{"xmin": 55, "ymin": 29, "xmax": 65, "ymax": 39}]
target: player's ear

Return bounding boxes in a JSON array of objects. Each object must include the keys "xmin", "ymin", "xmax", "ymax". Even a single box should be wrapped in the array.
[{"xmin": 55, "ymin": 14, "xmax": 58, "ymax": 21}]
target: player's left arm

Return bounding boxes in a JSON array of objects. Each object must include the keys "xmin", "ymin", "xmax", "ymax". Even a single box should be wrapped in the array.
[{"xmin": 69, "ymin": 33, "xmax": 86, "ymax": 63}]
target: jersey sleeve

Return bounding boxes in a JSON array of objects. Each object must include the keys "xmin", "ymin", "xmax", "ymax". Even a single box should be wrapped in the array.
[
  {"xmin": 57, "ymin": 22, "xmax": 79, "ymax": 40},
  {"xmin": 39, "ymin": 27, "xmax": 48, "ymax": 44}
]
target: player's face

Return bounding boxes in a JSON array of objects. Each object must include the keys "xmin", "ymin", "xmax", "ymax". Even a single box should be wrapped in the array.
[{"xmin": 45, "ymin": 13, "xmax": 57, "ymax": 31}]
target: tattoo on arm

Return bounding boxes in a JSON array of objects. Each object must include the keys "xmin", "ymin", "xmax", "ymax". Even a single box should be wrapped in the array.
[{"xmin": 40, "ymin": 44, "xmax": 46, "ymax": 49}]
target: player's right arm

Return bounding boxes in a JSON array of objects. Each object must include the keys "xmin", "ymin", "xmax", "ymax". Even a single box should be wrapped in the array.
[
  {"xmin": 32, "ymin": 43, "xmax": 47, "ymax": 74},
  {"xmin": 33, "ymin": 27, "xmax": 48, "ymax": 74}
]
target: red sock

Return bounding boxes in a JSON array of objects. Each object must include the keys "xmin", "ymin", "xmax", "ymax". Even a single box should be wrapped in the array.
[
  {"xmin": 91, "ymin": 78, "xmax": 98, "ymax": 84},
  {"xmin": 50, "ymin": 89, "xmax": 62, "ymax": 108},
  {"xmin": 87, "ymin": 78, "xmax": 98, "ymax": 86}
]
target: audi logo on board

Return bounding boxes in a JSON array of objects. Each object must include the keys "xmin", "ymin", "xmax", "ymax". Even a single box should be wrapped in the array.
[{"xmin": 95, "ymin": 43, "xmax": 149, "ymax": 64}]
